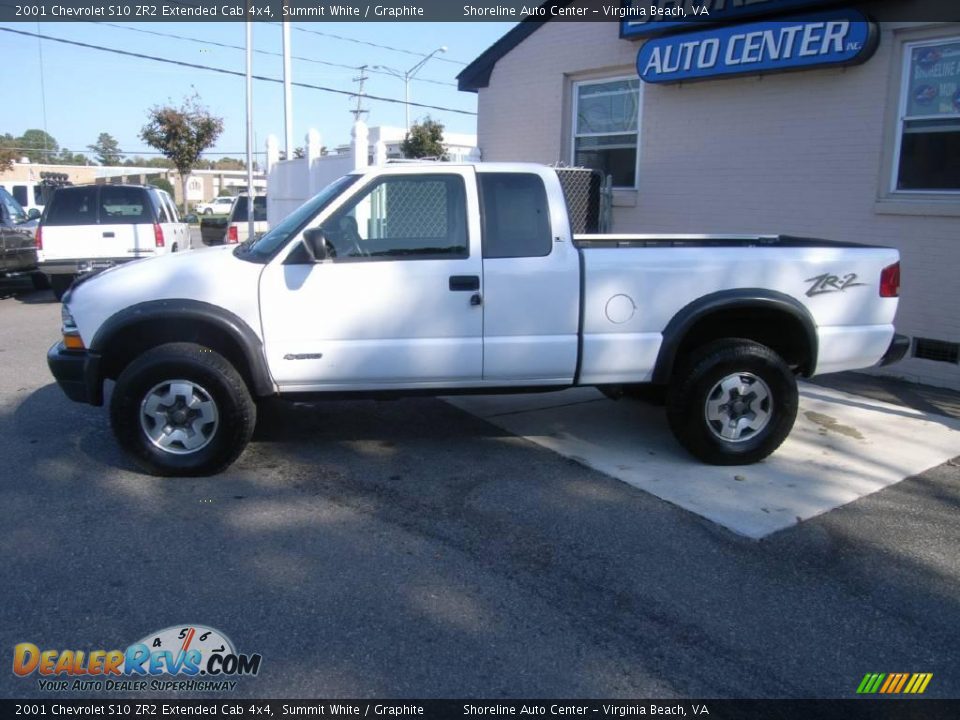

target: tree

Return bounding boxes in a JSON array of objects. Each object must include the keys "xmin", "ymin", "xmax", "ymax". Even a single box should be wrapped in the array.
[
  {"xmin": 148, "ymin": 177, "xmax": 175, "ymax": 195},
  {"xmin": 87, "ymin": 133, "xmax": 122, "ymax": 166},
  {"xmin": 140, "ymin": 94, "xmax": 224, "ymax": 212},
  {"xmin": 0, "ymin": 134, "xmax": 17, "ymax": 171},
  {"xmin": 17, "ymin": 129, "xmax": 59, "ymax": 163},
  {"xmin": 400, "ymin": 117, "xmax": 447, "ymax": 160},
  {"xmin": 55, "ymin": 148, "xmax": 89, "ymax": 165}
]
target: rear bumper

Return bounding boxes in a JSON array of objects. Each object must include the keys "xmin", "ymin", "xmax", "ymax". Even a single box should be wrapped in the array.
[
  {"xmin": 39, "ymin": 257, "xmax": 145, "ymax": 276},
  {"xmin": 46, "ymin": 342, "xmax": 103, "ymax": 406},
  {"xmin": 879, "ymin": 333, "xmax": 910, "ymax": 367}
]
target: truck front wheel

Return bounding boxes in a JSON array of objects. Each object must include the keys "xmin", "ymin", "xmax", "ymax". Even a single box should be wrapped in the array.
[
  {"xmin": 666, "ymin": 339, "xmax": 797, "ymax": 465},
  {"xmin": 110, "ymin": 343, "xmax": 256, "ymax": 476}
]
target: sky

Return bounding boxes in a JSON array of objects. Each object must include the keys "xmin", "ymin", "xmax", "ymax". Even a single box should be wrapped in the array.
[{"xmin": 0, "ymin": 20, "xmax": 516, "ymax": 162}]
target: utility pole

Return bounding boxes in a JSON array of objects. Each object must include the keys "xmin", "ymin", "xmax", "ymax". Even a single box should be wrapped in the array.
[
  {"xmin": 351, "ymin": 66, "xmax": 369, "ymax": 122},
  {"xmin": 245, "ymin": 14, "xmax": 255, "ymax": 245},
  {"xmin": 282, "ymin": 7, "xmax": 293, "ymax": 160}
]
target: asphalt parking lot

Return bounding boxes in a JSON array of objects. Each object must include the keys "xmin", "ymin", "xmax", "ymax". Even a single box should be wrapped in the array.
[{"xmin": 1, "ymin": 273, "xmax": 958, "ymax": 699}]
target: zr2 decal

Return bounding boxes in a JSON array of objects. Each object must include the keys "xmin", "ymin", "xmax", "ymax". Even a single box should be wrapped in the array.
[{"xmin": 805, "ymin": 273, "xmax": 867, "ymax": 297}]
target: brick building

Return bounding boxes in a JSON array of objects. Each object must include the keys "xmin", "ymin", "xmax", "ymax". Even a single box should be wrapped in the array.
[{"xmin": 459, "ymin": 6, "xmax": 960, "ymax": 390}]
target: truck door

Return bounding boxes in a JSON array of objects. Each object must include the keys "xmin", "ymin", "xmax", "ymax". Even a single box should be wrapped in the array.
[
  {"xmin": 259, "ymin": 167, "xmax": 484, "ymax": 389},
  {"xmin": 479, "ymin": 170, "xmax": 581, "ymax": 384}
]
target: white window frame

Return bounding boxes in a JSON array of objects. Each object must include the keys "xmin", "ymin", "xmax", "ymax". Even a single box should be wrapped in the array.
[
  {"xmin": 890, "ymin": 35, "xmax": 960, "ymax": 196},
  {"xmin": 570, "ymin": 75, "xmax": 643, "ymax": 190}
]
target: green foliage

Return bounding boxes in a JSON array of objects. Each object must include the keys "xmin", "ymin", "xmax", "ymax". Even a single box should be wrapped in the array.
[
  {"xmin": 217, "ymin": 188, "xmax": 235, "ymax": 197},
  {"xmin": 123, "ymin": 156, "xmax": 174, "ymax": 168},
  {"xmin": 148, "ymin": 177, "xmax": 175, "ymax": 195},
  {"xmin": 55, "ymin": 148, "xmax": 89, "ymax": 166},
  {"xmin": 17, "ymin": 129, "xmax": 59, "ymax": 163},
  {"xmin": 140, "ymin": 94, "xmax": 224, "ymax": 177},
  {"xmin": 87, "ymin": 133, "xmax": 123, "ymax": 166},
  {"xmin": 0, "ymin": 133, "xmax": 17, "ymax": 171},
  {"xmin": 400, "ymin": 117, "xmax": 447, "ymax": 160}
]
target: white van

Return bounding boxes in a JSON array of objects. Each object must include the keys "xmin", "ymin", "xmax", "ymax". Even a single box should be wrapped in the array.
[{"xmin": 0, "ymin": 181, "xmax": 44, "ymax": 218}]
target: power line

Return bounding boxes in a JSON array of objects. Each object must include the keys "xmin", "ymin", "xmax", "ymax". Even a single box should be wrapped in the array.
[
  {"xmin": 281, "ymin": 24, "xmax": 469, "ymax": 66},
  {"xmin": 93, "ymin": 22, "xmax": 457, "ymax": 88},
  {"xmin": 0, "ymin": 27, "xmax": 477, "ymax": 116}
]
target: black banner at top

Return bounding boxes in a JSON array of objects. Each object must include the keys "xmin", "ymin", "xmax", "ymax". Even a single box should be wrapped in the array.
[
  {"xmin": 1, "ymin": 0, "xmax": 959, "ymax": 23},
  {"xmin": 2, "ymin": 700, "xmax": 960, "ymax": 719}
]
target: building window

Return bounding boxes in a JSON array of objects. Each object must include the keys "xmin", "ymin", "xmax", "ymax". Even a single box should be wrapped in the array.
[
  {"xmin": 572, "ymin": 77, "xmax": 641, "ymax": 188},
  {"xmin": 894, "ymin": 38, "xmax": 960, "ymax": 192}
]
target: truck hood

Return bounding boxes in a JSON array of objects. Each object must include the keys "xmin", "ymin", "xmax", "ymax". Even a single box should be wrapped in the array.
[{"xmin": 67, "ymin": 246, "xmax": 265, "ymax": 346}]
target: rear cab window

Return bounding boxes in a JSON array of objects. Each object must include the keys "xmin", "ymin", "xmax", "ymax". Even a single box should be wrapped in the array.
[
  {"xmin": 43, "ymin": 186, "xmax": 98, "ymax": 225},
  {"xmin": 479, "ymin": 173, "xmax": 552, "ymax": 258},
  {"xmin": 231, "ymin": 196, "xmax": 267, "ymax": 223},
  {"xmin": 43, "ymin": 186, "xmax": 158, "ymax": 225}
]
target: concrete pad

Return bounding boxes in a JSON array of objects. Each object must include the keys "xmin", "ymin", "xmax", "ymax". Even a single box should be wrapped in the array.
[{"xmin": 445, "ymin": 383, "xmax": 960, "ymax": 539}]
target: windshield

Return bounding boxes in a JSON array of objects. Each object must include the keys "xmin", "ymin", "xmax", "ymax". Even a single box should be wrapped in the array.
[
  {"xmin": 0, "ymin": 187, "xmax": 28, "ymax": 224},
  {"xmin": 238, "ymin": 174, "xmax": 361, "ymax": 261}
]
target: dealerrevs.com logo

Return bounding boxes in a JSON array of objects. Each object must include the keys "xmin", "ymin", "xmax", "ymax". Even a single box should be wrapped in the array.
[{"xmin": 13, "ymin": 625, "xmax": 262, "ymax": 692}]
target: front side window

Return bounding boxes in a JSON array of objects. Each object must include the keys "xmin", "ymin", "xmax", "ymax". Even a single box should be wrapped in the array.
[
  {"xmin": 895, "ymin": 38, "xmax": 960, "ymax": 192},
  {"xmin": 0, "ymin": 188, "xmax": 27, "ymax": 224},
  {"xmin": 12, "ymin": 185, "xmax": 28, "ymax": 207},
  {"xmin": 322, "ymin": 175, "xmax": 468, "ymax": 260},
  {"xmin": 573, "ymin": 78, "xmax": 641, "ymax": 188}
]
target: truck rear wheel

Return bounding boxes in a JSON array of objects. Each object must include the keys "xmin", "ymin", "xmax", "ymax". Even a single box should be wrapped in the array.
[
  {"xmin": 110, "ymin": 342, "xmax": 256, "ymax": 477},
  {"xmin": 666, "ymin": 339, "xmax": 797, "ymax": 465}
]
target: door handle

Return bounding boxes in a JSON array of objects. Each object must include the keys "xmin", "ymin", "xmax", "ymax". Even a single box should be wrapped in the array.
[
  {"xmin": 449, "ymin": 275, "xmax": 480, "ymax": 292},
  {"xmin": 102, "ymin": 232, "xmax": 115, "ymax": 238}
]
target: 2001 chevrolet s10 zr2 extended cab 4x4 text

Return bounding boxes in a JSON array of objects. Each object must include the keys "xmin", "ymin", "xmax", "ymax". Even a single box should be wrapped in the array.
[{"xmin": 47, "ymin": 163, "xmax": 907, "ymax": 476}]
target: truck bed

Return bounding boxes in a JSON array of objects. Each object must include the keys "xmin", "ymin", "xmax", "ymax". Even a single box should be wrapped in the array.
[{"xmin": 574, "ymin": 234, "xmax": 885, "ymax": 249}]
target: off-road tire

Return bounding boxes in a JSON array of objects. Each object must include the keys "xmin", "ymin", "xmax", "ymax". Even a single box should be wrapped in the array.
[
  {"xmin": 666, "ymin": 339, "xmax": 797, "ymax": 465},
  {"xmin": 110, "ymin": 342, "xmax": 256, "ymax": 477}
]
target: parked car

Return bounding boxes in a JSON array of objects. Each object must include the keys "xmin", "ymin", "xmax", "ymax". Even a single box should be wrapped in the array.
[
  {"xmin": 37, "ymin": 184, "xmax": 189, "ymax": 300},
  {"xmin": 47, "ymin": 163, "xmax": 906, "ymax": 476},
  {"xmin": 199, "ymin": 214, "xmax": 229, "ymax": 246},
  {"xmin": 199, "ymin": 195, "xmax": 268, "ymax": 246},
  {"xmin": 0, "ymin": 181, "xmax": 45, "ymax": 218},
  {"xmin": 225, "ymin": 194, "xmax": 268, "ymax": 245},
  {"xmin": 195, "ymin": 196, "xmax": 235, "ymax": 215},
  {"xmin": 0, "ymin": 186, "xmax": 46, "ymax": 288}
]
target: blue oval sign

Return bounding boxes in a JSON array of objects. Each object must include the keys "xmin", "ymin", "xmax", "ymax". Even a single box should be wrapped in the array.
[{"xmin": 636, "ymin": 9, "xmax": 879, "ymax": 84}]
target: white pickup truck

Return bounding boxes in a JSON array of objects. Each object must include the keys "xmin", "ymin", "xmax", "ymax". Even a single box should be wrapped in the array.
[{"xmin": 47, "ymin": 163, "xmax": 907, "ymax": 476}]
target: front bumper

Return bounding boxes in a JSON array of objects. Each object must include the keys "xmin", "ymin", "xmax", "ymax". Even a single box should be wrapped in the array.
[
  {"xmin": 879, "ymin": 333, "xmax": 910, "ymax": 367},
  {"xmin": 46, "ymin": 342, "xmax": 103, "ymax": 406}
]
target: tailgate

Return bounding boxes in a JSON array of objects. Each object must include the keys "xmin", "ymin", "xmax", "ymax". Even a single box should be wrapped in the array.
[
  {"xmin": 42, "ymin": 223, "xmax": 155, "ymax": 261},
  {"xmin": 41, "ymin": 185, "xmax": 158, "ymax": 262}
]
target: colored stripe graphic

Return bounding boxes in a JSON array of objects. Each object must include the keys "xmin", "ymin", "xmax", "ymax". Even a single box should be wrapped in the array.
[{"xmin": 857, "ymin": 673, "xmax": 932, "ymax": 694}]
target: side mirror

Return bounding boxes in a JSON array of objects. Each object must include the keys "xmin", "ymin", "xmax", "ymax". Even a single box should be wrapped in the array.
[
  {"xmin": 27, "ymin": 208, "xmax": 41, "ymax": 221},
  {"xmin": 301, "ymin": 227, "xmax": 328, "ymax": 262}
]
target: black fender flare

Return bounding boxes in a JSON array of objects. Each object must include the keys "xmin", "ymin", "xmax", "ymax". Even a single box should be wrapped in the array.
[
  {"xmin": 90, "ymin": 299, "xmax": 276, "ymax": 397},
  {"xmin": 652, "ymin": 289, "xmax": 818, "ymax": 384}
]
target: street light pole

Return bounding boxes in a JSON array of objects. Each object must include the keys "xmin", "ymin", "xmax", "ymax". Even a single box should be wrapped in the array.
[{"xmin": 374, "ymin": 46, "xmax": 447, "ymax": 134}]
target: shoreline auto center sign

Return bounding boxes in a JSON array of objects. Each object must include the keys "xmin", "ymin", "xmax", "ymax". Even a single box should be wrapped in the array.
[
  {"xmin": 620, "ymin": 0, "xmax": 851, "ymax": 38},
  {"xmin": 636, "ymin": 9, "xmax": 879, "ymax": 83}
]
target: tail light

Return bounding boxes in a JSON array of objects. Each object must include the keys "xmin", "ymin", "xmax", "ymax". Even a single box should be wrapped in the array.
[
  {"xmin": 153, "ymin": 223, "xmax": 165, "ymax": 248},
  {"xmin": 227, "ymin": 225, "xmax": 238, "ymax": 244},
  {"xmin": 880, "ymin": 261, "xmax": 900, "ymax": 298},
  {"xmin": 35, "ymin": 225, "xmax": 43, "ymax": 251}
]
